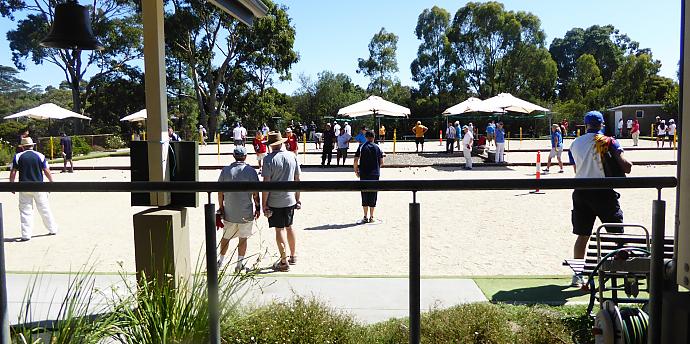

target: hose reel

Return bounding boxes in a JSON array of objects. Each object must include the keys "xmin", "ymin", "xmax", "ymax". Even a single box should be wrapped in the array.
[{"xmin": 593, "ymin": 300, "xmax": 648, "ymax": 344}]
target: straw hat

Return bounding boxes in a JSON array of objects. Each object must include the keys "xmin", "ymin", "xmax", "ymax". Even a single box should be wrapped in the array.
[
  {"xmin": 265, "ymin": 131, "xmax": 288, "ymax": 146},
  {"xmin": 19, "ymin": 137, "xmax": 36, "ymax": 147}
]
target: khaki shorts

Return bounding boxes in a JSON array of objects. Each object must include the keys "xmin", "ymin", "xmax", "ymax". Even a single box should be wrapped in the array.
[
  {"xmin": 222, "ymin": 221, "xmax": 253, "ymax": 239},
  {"xmin": 549, "ymin": 147, "xmax": 563, "ymax": 159},
  {"xmin": 256, "ymin": 152, "xmax": 266, "ymax": 161}
]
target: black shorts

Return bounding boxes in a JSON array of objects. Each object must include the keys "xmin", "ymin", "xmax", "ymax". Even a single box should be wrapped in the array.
[
  {"xmin": 268, "ymin": 205, "xmax": 295, "ymax": 228},
  {"xmin": 415, "ymin": 137, "xmax": 424, "ymax": 144},
  {"xmin": 571, "ymin": 189, "xmax": 624, "ymax": 236},
  {"xmin": 63, "ymin": 152, "xmax": 72, "ymax": 160}
]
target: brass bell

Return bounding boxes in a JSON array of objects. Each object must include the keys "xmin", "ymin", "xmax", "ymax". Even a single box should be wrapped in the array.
[{"xmin": 40, "ymin": 1, "xmax": 103, "ymax": 51}]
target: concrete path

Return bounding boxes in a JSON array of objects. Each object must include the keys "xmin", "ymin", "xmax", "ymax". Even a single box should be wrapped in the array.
[{"xmin": 6, "ymin": 273, "xmax": 487, "ymax": 325}]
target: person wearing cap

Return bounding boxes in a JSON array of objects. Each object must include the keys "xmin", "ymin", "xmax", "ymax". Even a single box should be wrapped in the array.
[
  {"xmin": 199, "ymin": 124, "xmax": 207, "ymax": 145},
  {"xmin": 461, "ymin": 125, "xmax": 473, "ymax": 170},
  {"xmin": 567, "ymin": 110, "xmax": 632, "ymax": 287},
  {"xmin": 9, "ymin": 137, "xmax": 58, "ymax": 241},
  {"xmin": 668, "ymin": 119, "xmax": 677, "ymax": 147},
  {"xmin": 495, "ymin": 122, "xmax": 506, "ymax": 163},
  {"xmin": 354, "ymin": 130, "xmax": 384, "ymax": 223},
  {"xmin": 262, "ymin": 131, "xmax": 302, "ymax": 272},
  {"xmin": 412, "ymin": 121, "xmax": 428, "ymax": 152},
  {"xmin": 544, "ymin": 124, "xmax": 564, "ymax": 174},
  {"xmin": 60, "ymin": 132, "xmax": 74, "ymax": 173},
  {"xmin": 344, "ymin": 121, "xmax": 352, "ymax": 136},
  {"xmin": 217, "ymin": 146, "xmax": 260, "ymax": 272},
  {"xmin": 333, "ymin": 121, "xmax": 341, "ymax": 137},
  {"xmin": 284, "ymin": 128, "xmax": 299, "ymax": 155},
  {"xmin": 630, "ymin": 118, "xmax": 640, "ymax": 146}
]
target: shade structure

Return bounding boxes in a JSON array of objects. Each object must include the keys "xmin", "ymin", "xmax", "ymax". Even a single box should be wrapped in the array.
[
  {"xmin": 4, "ymin": 103, "xmax": 91, "ymax": 120},
  {"xmin": 443, "ymin": 97, "xmax": 503, "ymax": 115},
  {"xmin": 120, "ymin": 109, "xmax": 147, "ymax": 122},
  {"xmin": 480, "ymin": 93, "xmax": 549, "ymax": 114},
  {"xmin": 337, "ymin": 95, "xmax": 410, "ymax": 118}
]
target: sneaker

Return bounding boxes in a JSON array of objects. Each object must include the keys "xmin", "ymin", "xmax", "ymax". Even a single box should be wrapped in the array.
[
  {"xmin": 570, "ymin": 274, "xmax": 585, "ymax": 288},
  {"xmin": 358, "ymin": 216, "xmax": 369, "ymax": 224},
  {"xmin": 234, "ymin": 265, "xmax": 249, "ymax": 274},
  {"xmin": 558, "ymin": 169, "xmax": 564, "ymax": 173},
  {"xmin": 367, "ymin": 217, "xmax": 375, "ymax": 223},
  {"xmin": 542, "ymin": 169, "xmax": 549, "ymax": 173},
  {"xmin": 18, "ymin": 237, "xmax": 30, "ymax": 242},
  {"xmin": 288, "ymin": 256, "xmax": 297, "ymax": 265},
  {"xmin": 217, "ymin": 259, "xmax": 224, "ymax": 270}
]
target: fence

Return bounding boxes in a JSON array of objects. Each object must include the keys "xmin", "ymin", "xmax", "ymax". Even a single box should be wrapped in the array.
[{"xmin": 0, "ymin": 176, "xmax": 678, "ymax": 344}]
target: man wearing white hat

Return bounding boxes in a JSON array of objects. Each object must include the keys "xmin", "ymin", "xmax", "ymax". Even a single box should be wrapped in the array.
[
  {"xmin": 199, "ymin": 125, "xmax": 207, "ymax": 145},
  {"xmin": 261, "ymin": 131, "xmax": 301, "ymax": 272},
  {"xmin": 9, "ymin": 137, "xmax": 58, "ymax": 241}
]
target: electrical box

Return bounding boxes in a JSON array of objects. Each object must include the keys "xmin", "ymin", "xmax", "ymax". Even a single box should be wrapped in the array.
[{"xmin": 130, "ymin": 140, "xmax": 199, "ymax": 207}]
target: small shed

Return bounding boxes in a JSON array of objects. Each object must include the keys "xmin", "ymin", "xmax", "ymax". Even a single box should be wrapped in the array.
[{"xmin": 607, "ymin": 104, "xmax": 673, "ymax": 136}]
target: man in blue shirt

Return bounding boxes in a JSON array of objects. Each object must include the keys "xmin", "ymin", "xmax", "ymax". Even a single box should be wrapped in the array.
[
  {"xmin": 494, "ymin": 122, "xmax": 505, "ymax": 163},
  {"xmin": 354, "ymin": 131, "xmax": 384, "ymax": 223},
  {"xmin": 485, "ymin": 121, "xmax": 496, "ymax": 147},
  {"xmin": 59, "ymin": 132, "xmax": 73, "ymax": 173},
  {"xmin": 9, "ymin": 137, "xmax": 58, "ymax": 241},
  {"xmin": 544, "ymin": 124, "xmax": 564, "ymax": 173}
]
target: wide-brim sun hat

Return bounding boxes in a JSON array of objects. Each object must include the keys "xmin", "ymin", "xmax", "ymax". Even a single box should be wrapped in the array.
[
  {"xmin": 19, "ymin": 137, "xmax": 36, "ymax": 146},
  {"xmin": 266, "ymin": 131, "xmax": 288, "ymax": 146}
]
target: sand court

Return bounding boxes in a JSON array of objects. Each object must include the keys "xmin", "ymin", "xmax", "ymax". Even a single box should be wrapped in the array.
[{"xmin": 0, "ymin": 161, "xmax": 676, "ymax": 277}]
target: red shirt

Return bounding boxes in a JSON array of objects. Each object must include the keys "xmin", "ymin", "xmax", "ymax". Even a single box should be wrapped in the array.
[
  {"xmin": 286, "ymin": 134, "xmax": 298, "ymax": 152},
  {"xmin": 253, "ymin": 137, "xmax": 266, "ymax": 153}
]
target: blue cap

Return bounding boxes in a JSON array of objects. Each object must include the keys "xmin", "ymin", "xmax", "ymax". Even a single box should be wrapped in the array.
[
  {"xmin": 233, "ymin": 146, "xmax": 247, "ymax": 156},
  {"xmin": 584, "ymin": 111, "xmax": 604, "ymax": 125}
]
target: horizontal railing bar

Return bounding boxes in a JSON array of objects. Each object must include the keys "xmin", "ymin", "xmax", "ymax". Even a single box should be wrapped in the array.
[{"xmin": 0, "ymin": 177, "xmax": 677, "ymax": 193}]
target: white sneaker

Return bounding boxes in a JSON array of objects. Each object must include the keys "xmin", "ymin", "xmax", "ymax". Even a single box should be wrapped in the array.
[{"xmin": 571, "ymin": 274, "xmax": 585, "ymax": 287}]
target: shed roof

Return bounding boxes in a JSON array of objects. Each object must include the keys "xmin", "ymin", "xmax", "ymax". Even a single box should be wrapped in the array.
[{"xmin": 607, "ymin": 104, "xmax": 663, "ymax": 111}]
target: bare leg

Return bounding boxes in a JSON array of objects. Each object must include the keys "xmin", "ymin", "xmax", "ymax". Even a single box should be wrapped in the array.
[
  {"xmin": 362, "ymin": 206, "xmax": 368, "ymax": 218},
  {"xmin": 274, "ymin": 227, "xmax": 288, "ymax": 263},
  {"xmin": 369, "ymin": 206, "xmax": 375, "ymax": 219},
  {"xmin": 219, "ymin": 238, "xmax": 230, "ymax": 256},
  {"xmin": 237, "ymin": 237, "xmax": 247, "ymax": 257},
  {"xmin": 574, "ymin": 235, "xmax": 589, "ymax": 259},
  {"xmin": 69, "ymin": 160, "xmax": 73, "ymax": 172},
  {"xmin": 557, "ymin": 156, "xmax": 563, "ymax": 171},
  {"xmin": 286, "ymin": 226, "xmax": 296, "ymax": 257}
]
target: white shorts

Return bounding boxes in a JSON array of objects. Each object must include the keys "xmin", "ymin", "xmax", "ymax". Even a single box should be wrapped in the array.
[
  {"xmin": 256, "ymin": 153, "xmax": 266, "ymax": 161},
  {"xmin": 222, "ymin": 221, "xmax": 253, "ymax": 239},
  {"xmin": 549, "ymin": 147, "xmax": 563, "ymax": 159}
]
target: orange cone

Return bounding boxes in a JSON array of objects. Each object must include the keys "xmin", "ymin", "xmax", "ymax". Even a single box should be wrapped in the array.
[{"xmin": 534, "ymin": 151, "xmax": 541, "ymax": 193}]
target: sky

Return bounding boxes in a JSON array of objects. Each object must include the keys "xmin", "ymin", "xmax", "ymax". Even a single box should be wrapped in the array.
[{"xmin": 0, "ymin": 0, "xmax": 681, "ymax": 96}]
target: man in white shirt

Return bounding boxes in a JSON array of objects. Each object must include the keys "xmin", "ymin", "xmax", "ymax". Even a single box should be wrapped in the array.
[
  {"xmin": 233, "ymin": 123, "xmax": 247, "ymax": 147},
  {"xmin": 568, "ymin": 111, "xmax": 632, "ymax": 287},
  {"xmin": 617, "ymin": 118, "xmax": 623, "ymax": 138},
  {"xmin": 344, "ymin": 121, "xmax": 352, "ymax": 136},
  {"xmin": 626, "ymin": 119, "xmax": 633, "ymax": 138},
  {"xmin": 461, "ymin": 125, "xmax": 473, "ymax": 170},
  {"xmin": 333, "ymin": 121, "xmax": 341, "ymax": 137}
]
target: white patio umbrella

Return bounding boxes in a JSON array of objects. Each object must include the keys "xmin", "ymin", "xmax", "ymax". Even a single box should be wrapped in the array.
[
  {"xmin": 120, "ymin": 109, "xmax": 147, "ymax": 122},
  {"xmin": 4, "ymin": 103, "xmax": 91, "ymax": 120},
  {"xmin": 442, "ymin": 97, "xmax": 503, "ymax": 115},
  {"xmin": 480, "ymin": 93, "xmax": 550, "ymax": 114},
  {"xmin": 337, "ymin": 95, "xmax": 410, "ymax": 118}
]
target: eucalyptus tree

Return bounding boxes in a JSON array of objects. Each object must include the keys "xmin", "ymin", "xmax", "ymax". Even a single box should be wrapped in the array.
[{"xmin": 357, "ymin": 27, "xmax": 399, "ymax": 95}]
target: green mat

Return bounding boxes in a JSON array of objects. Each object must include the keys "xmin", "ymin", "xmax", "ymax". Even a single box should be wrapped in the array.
[{"xmin": 474, "ymin": 278, "xmax": 590, "ymax": 305}]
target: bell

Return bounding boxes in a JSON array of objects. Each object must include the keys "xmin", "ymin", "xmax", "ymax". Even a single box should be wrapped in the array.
[{"xmin": 40, "ymin": 1, "xmax": 103, "ymax": 51}]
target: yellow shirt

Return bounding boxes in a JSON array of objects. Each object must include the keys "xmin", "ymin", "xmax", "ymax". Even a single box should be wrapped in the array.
[
  {"xmin": 414, "ymin": 125, "xmax": 427, "ymax": 137},
  {"xmin": 379, "ymin": 126, "xmax": 386, "ymax": 135}
]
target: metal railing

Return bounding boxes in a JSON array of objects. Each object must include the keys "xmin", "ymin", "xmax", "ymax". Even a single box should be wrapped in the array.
[{"xmin": 0, "ymin": 176, "xmax": 678, "ymax": 344}]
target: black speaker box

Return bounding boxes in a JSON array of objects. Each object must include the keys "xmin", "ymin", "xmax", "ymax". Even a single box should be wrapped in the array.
[{"xmin": 130, "ymin": 140, "xmax": 199, "ymax": 207}]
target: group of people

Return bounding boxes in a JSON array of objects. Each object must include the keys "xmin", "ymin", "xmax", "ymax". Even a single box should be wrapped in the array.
[
  {"xmin": 616, "ymin": 118, "xmax": 642, "ymax": 145},
  {"xmin": 653, "ymin": 116, "xmax": 676, "ymax": 148},
  {"xmin": 442, "ymin": 120, "xmax": 506, "ymax": 168},
  {"xmin": 217, "ymin": 127, "xmax": 385, "ymax": 272}
]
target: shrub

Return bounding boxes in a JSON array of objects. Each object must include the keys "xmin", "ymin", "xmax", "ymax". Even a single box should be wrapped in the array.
[
  {"xmin": 0, "ymin": 142, "xmax": 14, "ymax": 165},
  {"xmin": 72, "ymin": 136, "xmax": 92, "ymax": 156},
  {"xmin": 104, "ymin": 135, "xmax": 126, "ymax": 150}
]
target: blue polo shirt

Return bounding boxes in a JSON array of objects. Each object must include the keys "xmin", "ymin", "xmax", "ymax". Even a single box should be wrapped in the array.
[
  {"xmin": 486, "ymin": 125, "xmax": 495, "ymax": 134},
  {"xmin": 355, "ymin": 141, "xmax": 383, "ymax": 177},
  {"xmin": 11, "ymin": 150, "xmax": 48, "ymax": 182},
  {"xmin": 495, "ymin": 129, "xmax": 505, "ymax": 143},
  {"xmin": 551, "ymin": 131, "xmax": 563, "ymax": 148}
]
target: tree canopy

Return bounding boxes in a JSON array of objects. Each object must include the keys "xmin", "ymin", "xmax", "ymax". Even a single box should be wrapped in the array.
[{"xmin": 357, "ymin": 28, "xmax": 399, "ymax": 96}]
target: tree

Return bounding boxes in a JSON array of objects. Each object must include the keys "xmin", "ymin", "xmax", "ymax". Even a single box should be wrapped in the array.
[
  {"xmin": 83, "ymin": 69, "xmax": 145, "ymax": 136},
  {"xmin": 357, "ymin": 27, "xmax": 399, "ymax": 95},
  {"xmin": 166, "ymin": 0, "xmax": 298, "ymax": 137},
  {"xmin": 604, "ymin": 53, "xmax": 673, "ymax": 106},
  {"xmin": 567, "ymin": 54, "xmax": 603, "ymax": 101},
  {"xmin": 447, "ymin": 2, "xmax": 547, "ymax": 98},
  {"xmin": 410, "ymin": 7, "xmax": 452, "ymax": 97},
  {"xmin": 663, "ymin": 84, "xmax": 679, "ymax": 117},
  {"xmin": 4, "ymin": 0, "xmax": 143, "ymax": 113},
  {"xmin": 549, "ymin": 25, "xmax": 643, "ymax": 99},
  {"xmin": 292, "ymin": 71, "xmax": 366, "ymax": 122}
]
